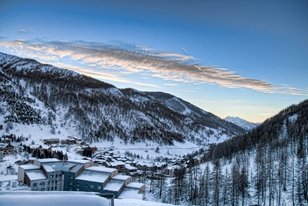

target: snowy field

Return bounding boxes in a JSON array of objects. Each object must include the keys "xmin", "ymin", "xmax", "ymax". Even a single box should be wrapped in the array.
[{"xmin": 0, "ymin": 191, "xmax": 174, "ymax": 206}]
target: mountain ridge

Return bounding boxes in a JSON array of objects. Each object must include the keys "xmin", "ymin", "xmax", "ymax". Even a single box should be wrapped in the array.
[
  {"xmin": 0, "ymin": 52, "xmax": 244, "ymax": 145},
  {"xmin": 224, "ymin": 116, "xmax": 258, "ymax": 131}
]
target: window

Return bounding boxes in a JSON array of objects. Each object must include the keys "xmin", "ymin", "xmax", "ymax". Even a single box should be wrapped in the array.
[
  {"xmin": 40, "ymin": 182, "xmax": 45, "ymax": 186},
  {"xmin": 33, "ymin": 183, "xmax": 37, "ymax": 187},
  {"xmin": 90, "ymin": 185, "xmax": 94, "ymax": 189},
  {"xmin": 97, "ymin": 186, "xmax": 101, "ymax": 190}
]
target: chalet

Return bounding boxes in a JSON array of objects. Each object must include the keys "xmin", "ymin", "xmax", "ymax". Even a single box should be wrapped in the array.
[
  {"xmin": 124, "ymin": 164, "xmax": 138, "ymax": 176},
  {"xmin": 0, "ymin": 138, "xmax": 11, "ymax": 144},
  {"xmin": 2, "ymin": 134, "xmax": 16, "ymax": 141},
  {"xmin": 43, "ymin": 138, "xmax": 60, "ymax": 145},
  {"xmin": 110, "ymin": 161, "xmax": 125, "ymax": 173},
  {"xmin": 60, "ymin": 139, "xmax": 77, "ymax": 145},
  {"xmin": 0, "ymin": 143, "xmax": 15, "ymax": 155}
]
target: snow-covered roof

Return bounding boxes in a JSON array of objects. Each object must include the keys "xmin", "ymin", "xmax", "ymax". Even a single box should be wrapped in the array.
[
  {"xmin": 126, "ymin": 182, "xmax": 145, "ymax": 189},
  {"xmin": 68, "ymin": 159, "xmax": 91, "ymax": 164},
  {"xmin": 86, "ymin": 166, "xmax": 117, "ymax": 173},
  {"xmin": 103, "ymin": 180, "xmax": 124, "ymax": 192},
  {"xmin": 110, "ymin": 161, "xmax": 125, "ymax": 167},
  {"xmin": 112, "ymin": 174, "xmax": 131, "ymax": 181},
  {"xmin": 76, "ymin": 170, "xmax": 110, "ymax": 183},
  {"xmin": 19, "ymin": 164, "xmax": 40, "ymax": 170},
  {"xmin": 0, "ymin": 143, "xmax": 8, "ymax": 148},
  {"xmin": 35, "ymin": 158, "xmax": 60, "ymax": 163},
  {"xmin": 118, "ymin": 188, "xmax": 144, "ymax": 200},
  {"xmin": 42, "ymin": 164, "xmax": 55, "ymax": 172},
  {"xmin": 125, "ymin": 164, "xmax": 137, "ymax": 170},
  {"xmin": 25, "ymin": 170, "xmax": 46, "ymax": 181},
  {"xmin": 68, "ymin": 164, "xmax": 84, "ymax": 173}
]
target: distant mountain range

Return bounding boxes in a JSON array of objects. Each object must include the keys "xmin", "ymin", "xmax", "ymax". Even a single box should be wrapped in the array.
[
  {"xmin": 0, "ymin": 52, "xmax": 245, "ymax": 145},
  {"xmin": 224, "ymin": 116, "xmax": 258, "ymax": 131}
]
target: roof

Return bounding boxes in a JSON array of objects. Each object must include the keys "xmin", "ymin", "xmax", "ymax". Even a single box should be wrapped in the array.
[
  {"xmin": 103, "ymin": 180, "xmax": 124, "ymax": 192},
  {"xmin": 112, "ymin": 174, "xmax": 131, "ymax": 181},
  {"xmin": 42, "ymin": 162, "xmax": 77, "ymax": 172},
  {"xmin": 125, "ymin": 164, "xmax": 137, "ymax": 170},
  {"xmin": 25, "ymin": 170, "xmax": 46, "ymax": 181},
  {"xmin": 35, "ymin": 158, "xmax": 60, "ymax": 163},
  {"xmin": 41, "ymin": 164, "xmax": 55, "ymax": 172},
  {"xmin": 110, "ymin": 161, "xmax": 125, "ymax": 167},
  {"xmin": 19, "ymin": 164, "xmax": 40, "ymax": 170},
  {"xmin": 86, "ymin": 166, "xmax": 117, "ymax": 173},
  {"xmin": 126, "ymin": 182, "xmax": 145, "ymax": 189},
  {"xmin": 118, "ymin": 187, "xmax": 144, "ymax": 200},
  {"xmin": 69, "ymin": 164, "xmax": 84, "ymax": 173},
  {"xmin": 76, "ymin": 170, "xmax": 110, "ymax": 184},
  {"xmin": 68, "ymin": 159, "xmax": 91, "ymax": 164}
]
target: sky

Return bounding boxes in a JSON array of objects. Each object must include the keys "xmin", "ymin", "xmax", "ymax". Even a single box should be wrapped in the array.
[{"xmin": 0, "ymin": 0, "xmax": 307, "ymax": 122}]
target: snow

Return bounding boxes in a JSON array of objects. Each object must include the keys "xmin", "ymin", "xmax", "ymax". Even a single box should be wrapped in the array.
[
  {"xmin": 19, "ymin": 164, "xmax": 40, "ymax": 170},
  {"xmin": 0, "ymin": 191, "xmax": 174, "ymax": 206},
  {"xmin": 76, "ymin": 170, "xmax": 110, "ymax": 183},
  {"xmin": 118, "ymin": 188, "xmax": 144, "ymax": 200},
  {"xmin": 0, "ymin": 191, "xmax": 109, "ymax": 206},
  {"xmin": 112, "ymin": 174, "xmax": 131, "ymax": 181},
  {"xmin": 225, "ymin": 116, "xmax": 258, "ymax": 130},
  {"xmin": 41, "ymin": 164, "xmax": 55, "ymax": 172},
  {"xmin": 25, "ymin": 170, "xmax": 46, "ymax": 181},
  {"xmin": 103, "ymin": 179, "xmax": 124, "ymax": 192},
  {"xmin": 125, "ymin": 164, "xmax": 137, "ymax": 170},
  {"xmin": 86, "ymin": 166, "xmax": 117, "ymax": 173},
  {"xmin": 115, "ymin": 198, "xmax": 174, "ymax": 206},
  {"xmin": 288, "ymin": 113, "xmax": 298, "ymax": 122},
  {"xmin": 35, "ymin": 158, "xmax": 60, "ymax": 163},
  {"xmin": 126, "ymin": 182, "xmax": 144, "ymax": 189},
  {"xmin": 68, "ymin": 159, "xmax": 91, "ymax": 164}
]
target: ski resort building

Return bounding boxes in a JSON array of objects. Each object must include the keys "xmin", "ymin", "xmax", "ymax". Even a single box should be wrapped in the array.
[{"xmin": 18, "ymin": 158, "xmax": 145, "ymax": 199}]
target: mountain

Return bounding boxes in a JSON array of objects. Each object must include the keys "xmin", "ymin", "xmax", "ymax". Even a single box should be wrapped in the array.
[
  {"xmin": 161, "ymin": 100, "xmax": 308, "ymax": 205},
  {"xmin": 224, "ymin": 116, "xmax": 258, "ymax": 131},
  {"xmin": 0, "ymin": 52, "xmax": 244, "ymax": 145}
]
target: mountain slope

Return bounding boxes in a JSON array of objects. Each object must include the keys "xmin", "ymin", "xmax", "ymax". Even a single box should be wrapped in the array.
[
  {"xmin": 169, "ymin": 100, "xmax": 308, "ymax": 205},
  {"xmin": 0, "ymin": 52, "xmax": 244, "ymax": 145},
  {"xmin": 224, "ymin": 116, "xmax": 258, "ymax": 131}
]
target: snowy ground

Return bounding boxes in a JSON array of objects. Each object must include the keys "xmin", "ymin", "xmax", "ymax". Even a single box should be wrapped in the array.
[{"xmin": 0, "ymin": 191, "xmax": 175, "ymax": 206}]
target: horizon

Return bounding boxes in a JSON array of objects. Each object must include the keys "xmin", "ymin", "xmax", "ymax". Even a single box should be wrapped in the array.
[{"xmin": 1, "ymin": 0, "xmax": 308, "ymax": 122}]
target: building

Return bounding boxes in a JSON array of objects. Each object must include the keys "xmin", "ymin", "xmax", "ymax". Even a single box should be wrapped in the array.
[
  {"xmin": 18, "ymin": 158, "xmax": 145, "ymax": 199},
  {"xmin": 0, "ymin": 143, "xmax": 15, "ymax": 155},
  {"xmin": 43, "ymin": 138, "xmax": 60, "ymax": 145}
]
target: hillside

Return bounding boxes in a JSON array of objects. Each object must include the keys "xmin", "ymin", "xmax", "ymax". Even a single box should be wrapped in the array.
[
  {"xmin": 154, "ymin": 100, "xmax": 307, "ymax": 205},
  {"xmin": 0, "ymin": 52, "xmax": 244, "ymax": 146},
  {"xmin": 224, "ymin": 116, "xmax": 258, "ymax": 131}
]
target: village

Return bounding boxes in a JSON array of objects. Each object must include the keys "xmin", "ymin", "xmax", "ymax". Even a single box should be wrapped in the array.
[{"xmin": 0, "ymin": 132, "xmax": 205, "ymax": 196}]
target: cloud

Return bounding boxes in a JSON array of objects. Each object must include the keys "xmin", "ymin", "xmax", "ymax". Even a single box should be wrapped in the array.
[
  {"xmin": 0, "ymin": 39, "xmax": 307, "ymax": 96},
  {"xmin": 18, "ymin": 28, "xmax": 34, "ymax": 34}
]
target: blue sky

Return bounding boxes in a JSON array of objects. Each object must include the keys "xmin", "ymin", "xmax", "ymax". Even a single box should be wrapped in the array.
[{"xmin": 0, "ymin": 0, "xmax": 307, "ymax": 122}]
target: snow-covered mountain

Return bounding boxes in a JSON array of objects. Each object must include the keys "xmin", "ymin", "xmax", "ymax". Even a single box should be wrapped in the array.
[
  {"xmin": 224, "ymin": 116, "xmax": 258, "ymax": 131},
  {"xmin": 0, "ymin": 52, "xmax": 244, "ymax": 145}
]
